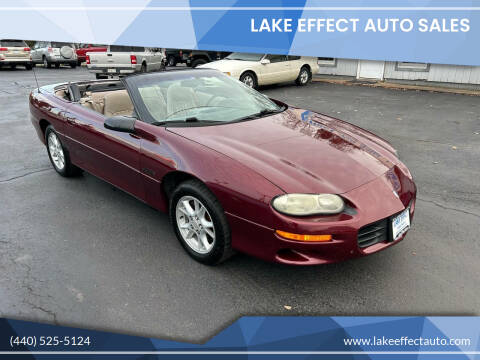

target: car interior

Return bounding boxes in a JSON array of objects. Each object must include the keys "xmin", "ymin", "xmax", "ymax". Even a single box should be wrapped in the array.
[
  {"xmin": 55, "ymin": 81, "xmax": 134, "ymax": 117},
  {"xmin": 53, "ymin": 77, "xmax": 250, "ymax": 121}
]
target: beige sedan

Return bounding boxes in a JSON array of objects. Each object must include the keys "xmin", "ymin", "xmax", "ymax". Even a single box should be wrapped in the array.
[{"xmin": 198, "ymin": 53, "xmax": 319, "ymax": 88}]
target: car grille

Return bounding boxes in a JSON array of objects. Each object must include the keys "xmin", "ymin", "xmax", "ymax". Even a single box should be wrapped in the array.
[{"xmin": 357, "ymin": 218, "xmax": 389, "ymax": 248}]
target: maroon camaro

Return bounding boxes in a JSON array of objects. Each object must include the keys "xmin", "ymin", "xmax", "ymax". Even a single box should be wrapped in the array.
[{"xmin": 30, "ymin": 69, "xmax": 416, "ymax": 265}]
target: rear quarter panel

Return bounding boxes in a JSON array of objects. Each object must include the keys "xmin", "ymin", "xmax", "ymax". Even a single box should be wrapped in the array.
[{"xmin": 29, "ymin": 88, "xmax": 72, "ymax": 144}]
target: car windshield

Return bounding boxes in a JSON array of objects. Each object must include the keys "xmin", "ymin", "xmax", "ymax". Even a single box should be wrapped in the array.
[
  {"xmin": 225, "ymin": 52, "xmax": 265, "ymax": 61},
  {"xmin": 126, "ymin": 70, "xmax": 283, "ymax": 125}
]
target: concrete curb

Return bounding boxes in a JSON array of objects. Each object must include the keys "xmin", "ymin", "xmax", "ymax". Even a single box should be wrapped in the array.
[{"xmin": 312, "ymin": 76, "xmax": 480, "ymax": 96}]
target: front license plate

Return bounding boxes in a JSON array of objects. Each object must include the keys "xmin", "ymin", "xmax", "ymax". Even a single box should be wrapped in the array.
[
  {"xmin": 107, "ymin": 68, "xmax": 116, "ymax": 73},
  {"xmin": 392, "ymin": 208, "xmax": 410, "ymax": 240}
]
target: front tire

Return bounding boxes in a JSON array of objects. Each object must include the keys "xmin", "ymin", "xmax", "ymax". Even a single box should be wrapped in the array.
[
  {"xmin": 45, "ymin": 126, "xmax": 82, "ymax": 177},
  {"xmin": 170, "ymin": 180, "xmax": 233, "ymax": 265},
  {"xmin": 240, "ymin": 71, "xmax": 258, "ymax": 89},
  {"xmin": 296, "ymin": 66, "xmax": 311, "ymax": 86}
]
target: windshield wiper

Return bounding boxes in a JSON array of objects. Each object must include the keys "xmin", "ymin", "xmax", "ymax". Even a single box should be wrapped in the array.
[
  {"xmin": 231, "ymin": 107, "xmax": 285, "ymax": 123},
  {"xmin": 152, "ymin": 118, "xmax": 221, "ymax": 126}
]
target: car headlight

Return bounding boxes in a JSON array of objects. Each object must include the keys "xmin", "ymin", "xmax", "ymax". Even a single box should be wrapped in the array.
[{"xmin": 272, "ymin": 194, "xmax": 345, "ymax": 216}]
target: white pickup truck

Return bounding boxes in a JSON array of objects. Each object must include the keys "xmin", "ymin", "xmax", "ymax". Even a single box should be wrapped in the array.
[{"xmin": 87, "ymin": 45, "xmax": 166, "ymax": 79}]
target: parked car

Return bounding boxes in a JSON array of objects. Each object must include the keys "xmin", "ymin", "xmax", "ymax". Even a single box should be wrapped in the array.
[
  {"xmin": 29, "ymin": 69, "xmax": 416, "ymax": 265},
  {"xmin": 87, "ymin": 45, "xmax": 166, "ymax": 79},
  {"xmin": 199, "ymin": 53, "xmax": 319, "ymax": 88},
  {"xmin": 76, "ymin": 44, "xmax": 107, "ymax": 65},
  {"xmin": 185, "ymin": 50, "xmax": 230, "ymax": 68},
  {"xmin": 31, "ymin": 41, "xmax": 78, "ymax": 68},
  {"xmin": 0, "ymin": 39, "xmax": 33, "ymax": 70}
]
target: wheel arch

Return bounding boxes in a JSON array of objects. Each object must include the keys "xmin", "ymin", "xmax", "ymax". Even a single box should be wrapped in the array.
[
  {"xmin": 39, "ymin": 119, "xmax": 51, "ymax": 137},
  {"xmin": 193, "ymin": 55, "xmax": 210, "ymax": 62},
  {"xmin": 162, "ymin": 170, "xmax": 205, "ymax": 203},
  {"xmin": 301, "ymin": 63, "xmax": 311, "ymax": 73},
  {"xmin": 239, "ymin": 69, "xmax": 258, "ymax": 82}
]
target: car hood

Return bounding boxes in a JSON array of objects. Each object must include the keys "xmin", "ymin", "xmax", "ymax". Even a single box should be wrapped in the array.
[
  {"xmin": 168, "ymin": 107, "xmax": 400, "ymax": 194},
  {"xmin": 197, "ymin": 59, "xmax": 258, "ymax": 73}
]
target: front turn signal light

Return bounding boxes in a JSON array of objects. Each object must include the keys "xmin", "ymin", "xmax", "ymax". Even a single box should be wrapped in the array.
[{"xmin": 275, "ymin": 230, "xmax": 332, "ymax": 242}]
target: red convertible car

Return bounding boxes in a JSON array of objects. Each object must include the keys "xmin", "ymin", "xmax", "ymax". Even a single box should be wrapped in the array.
[{"xmin": 30, "ymin": 69, "xmax": 416, "ymax": 265}]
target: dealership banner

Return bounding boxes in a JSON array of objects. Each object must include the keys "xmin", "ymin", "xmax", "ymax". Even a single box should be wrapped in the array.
[
  {"xmin": 1, "ymin": 317, "xmax": 479, "ymax": 359},
  {"xmin": 0, "ymin": 0, "xmax": 480, "ymax": 65}
]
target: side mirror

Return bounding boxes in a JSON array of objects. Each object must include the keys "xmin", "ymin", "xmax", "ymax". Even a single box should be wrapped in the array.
[
  {"xmin": 260, "ymin": 58, "xmax": 270, "ymax": 65},
  {"xmin": 104, "ymin": 116, "xmax": 136, "ymax": 133}
]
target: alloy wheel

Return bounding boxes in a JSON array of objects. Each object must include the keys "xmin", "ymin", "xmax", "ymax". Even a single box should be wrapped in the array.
[
  {"xmin": 175, "ymin": 195, "xmax": 216, "ymax": 254},
  {"xmin": 242, "ymin": 75, "xmax": 255, "ymax": 87},
  {"xmin": 300, "ymin": 69, "xmax": 309, "ymax": 84},
  {"xmin": 47, "ymin": 132, "xmax": 65, "ymax": 170}
]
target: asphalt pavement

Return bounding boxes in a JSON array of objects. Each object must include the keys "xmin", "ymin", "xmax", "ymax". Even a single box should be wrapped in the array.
[{"xmin": 0, "ymin": 65, "xmax": 479, "ymax": 342}]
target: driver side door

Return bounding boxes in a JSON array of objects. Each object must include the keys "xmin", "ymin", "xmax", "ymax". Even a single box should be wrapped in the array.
[{"xmin": 63, "ymin": 93, "xmax": 145, "ymax": 202}]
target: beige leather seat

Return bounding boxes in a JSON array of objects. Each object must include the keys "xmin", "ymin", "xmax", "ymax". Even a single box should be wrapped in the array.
[
  {"xmin": 80, "ymin": 91, "xmax": 108, "ymax": 114},
  {"xmin": 166, "ymin": 85, "xmax": 198, "ymax": 117},
  {"xmin": 103, "ymin": 90, "xmax": 134, "ymax": 117}
]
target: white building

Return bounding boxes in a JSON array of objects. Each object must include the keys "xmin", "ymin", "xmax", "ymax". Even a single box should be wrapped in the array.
[{"xmin": 316, "ymin": 58, "xmax": 480, "ymax": 90}]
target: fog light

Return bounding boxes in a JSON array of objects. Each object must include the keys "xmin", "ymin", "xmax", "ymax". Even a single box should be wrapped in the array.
[{"xmin": 275, "ymin": 230, "xmax": 332, "ymax": 242}]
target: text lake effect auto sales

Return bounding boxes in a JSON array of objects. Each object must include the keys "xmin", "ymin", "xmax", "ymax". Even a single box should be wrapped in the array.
[{"xmin": 250, "ymin": 18, "xmax": 471, "ymax": 33}]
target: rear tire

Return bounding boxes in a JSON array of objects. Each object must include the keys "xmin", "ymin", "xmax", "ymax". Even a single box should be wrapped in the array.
[
  {"xmin": 191, "ymin": 58, "xmax": 207, "ymax": 68},
  {"xmin": 43, "ymin": 57, "xmax": 51, "ymax": 68},
  {"xmin": 295, "ymin": 66, "xmax": 311, "ymax": 86},
  {"xmin": 45, "ymin": 125, "xmax": 82, "ymax": 177},
  {"xmin": 167, "ymin": 56, "xmax": 177, "ymax": 67},
  {"xmin": 170, "ymin": 179, "xmax": 233, "ymax": 265},
  {"xmin": 10, "ymin": 64, "xmax": 16, "ymax": 70},
  {"xmin": 55, "ymin": 63, "xmax": 60, "ymax": 69},
  {"xmin": 141, "ymin": 62, "xmax": 147, "ymax": 73},
  {"xmin": 25, "ymin": 64, "xmax": 33, "ymax": 70},
  {"xmin": 70, "ymin": 63, "xmax": 77, "ymax": 69}
]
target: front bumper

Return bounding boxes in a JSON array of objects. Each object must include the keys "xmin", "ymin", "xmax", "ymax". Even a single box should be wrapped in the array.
[{"xmin": 228, "ymin": 166, "xmax": 416, "ymax": 265}]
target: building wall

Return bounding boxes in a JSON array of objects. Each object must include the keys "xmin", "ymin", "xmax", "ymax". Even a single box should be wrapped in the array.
[
  {"xmin": 427, "ymin": 64, "xmax": 480, "ymax": 84},
  {"xmin": 318, "ymin": 58, "xmax": 480, "ymax": 86},
  {"xmin": 317, "ymin": 59, "xmax": 357, "ymax": 76},
  {"xmin": 384, "ymin": 62, "xmax": 429, "ymax": 81}
]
